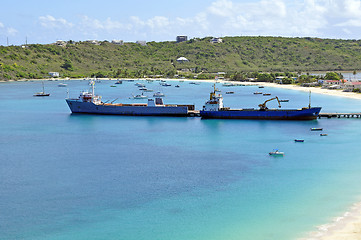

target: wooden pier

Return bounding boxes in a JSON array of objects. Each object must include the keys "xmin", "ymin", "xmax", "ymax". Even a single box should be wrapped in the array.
[
  {"xmin": 188, "ymin": 110, "xmax": 201, "ymax": 117},
  {"xmin": 318, "ymin": 113, "xmax": 361, "ymax": 118}
]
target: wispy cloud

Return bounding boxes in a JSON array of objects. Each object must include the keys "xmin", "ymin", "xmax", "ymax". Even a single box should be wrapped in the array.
[
  {"xmin": 39, "ymin": 15, "xmax": 73, "ymax": 28},
  {"xmin": 0, "ymin": 21, "xmax": 18, "ymax": 36},
  {"xmin": 7, "ymin": 27, "xmax": 18, "ymax": 36},
  {"xmin": 29, "ymin": 0, "xmax": 361, "ymax": 43}
]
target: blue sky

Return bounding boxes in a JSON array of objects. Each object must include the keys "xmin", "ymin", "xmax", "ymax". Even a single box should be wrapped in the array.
[{"xmin": 1, "ymin": 0, "xmax": 361, "ymax": 45}]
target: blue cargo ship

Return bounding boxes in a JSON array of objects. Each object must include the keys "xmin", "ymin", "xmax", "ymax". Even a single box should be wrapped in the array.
[
  {"xmin": 200, "ymin": 85, "xmax": 321, "ymax": 120},
  {"xmin": 66, "ymin": 81, "xmax": 194, "ymax": 116}
]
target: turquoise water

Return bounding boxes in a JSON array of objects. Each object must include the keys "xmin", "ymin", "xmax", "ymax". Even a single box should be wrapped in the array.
[{"xmin": 1, "ymin": 80, "xmax": 361, "ymax": 240}]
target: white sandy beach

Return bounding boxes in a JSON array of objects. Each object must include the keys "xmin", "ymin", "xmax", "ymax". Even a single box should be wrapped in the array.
[
  {"xmin": 253, "ymin": 82, "xmax": 361, "ymax": 101},
  {"xmin": 299, "ymin": 202, "xmax": 361, "ymax": 240}
]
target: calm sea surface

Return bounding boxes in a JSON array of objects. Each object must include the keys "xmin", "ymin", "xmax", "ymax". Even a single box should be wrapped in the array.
[{"xmin": 1, "ymin": 80, "xmax": 361, "ymax": 240}]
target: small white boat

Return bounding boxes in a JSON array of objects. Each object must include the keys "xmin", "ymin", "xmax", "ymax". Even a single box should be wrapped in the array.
[
  {"xmin": 135, "ymin": 83, "xmax": 145, "ymax": 87},
  {"xmin": 132, "ymin": 93, "xmax": 148, "ymax": 99},
  {"xmin": 153, "ymin": 91, "xmax": 165, "ymax": 97},
  {"xmin": 58, "ymin": 83, "xmax": 67, "ymax": 87},
  {"xmin": 269, "ymin": 150, "xmax": 284, "ymax": 156},
  {"xmin": 311, "ymin": 128, "xmax": 323, "ymax": 131}
]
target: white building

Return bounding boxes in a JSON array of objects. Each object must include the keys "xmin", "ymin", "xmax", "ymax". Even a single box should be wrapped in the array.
[
  {"xmin": 210, "ymin": 37, "xmax": 223, "ymax": 43},
  {"xmin": 49, "ymin": 72, "xmax": 59, "ymax": 78},
  {"xmin": 176, "ymin": 57, "xmax": 189, "ymax": 63},
  {"xmin": 136, "ymin": 41, "xmax": 147, "ymax": 46},
  {"xmin": 54, "ymin": 40, "xmax": 67, "ymax": 47},
  {"xmin": 343, "ymin": 81, "xmax": 361, "ymax": 91},
  {"xmin": 86, "ymin": 40, "xmax": 100, "ymax": 45},
  {"xmin": 111, "ymin": 40, "xmax": 124, "ymax": 45}
]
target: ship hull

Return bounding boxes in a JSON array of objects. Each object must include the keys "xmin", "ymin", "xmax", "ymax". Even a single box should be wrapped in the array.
[
  {"xmin": 200, "ymin": 107, "xmax": 322, "ymax": 120},
  {"xmin": 66, "ymin": 99, "xmax": 190, "ymax": 116}
]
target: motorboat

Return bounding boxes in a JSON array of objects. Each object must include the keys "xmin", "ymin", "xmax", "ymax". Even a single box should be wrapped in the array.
[
  {"xmin": 269, "ymin": 150, "xmax": 284, "ymax": 156},
  {"xmin": 310, "ymin": 128, "xmax": 323, "ymax": 131},
  {"xmin": 153, "ymin": 91, "xmax": 165, "ymax": 97},
  {"xmin": 135, "ymin": 83, "xmax": 145, "ymax": 87},
  {"xmin": 58, "ymin": 83, "xmax": 67, "ymax": 87},
  {"xmin": 320, "ymin": 133, "xmax": 328, "ymax": 136},
  {"xmin": 132, "ymin": 93, "xmax": 148, "ymax": 99},
  {"xmin": 294, "ymin": 139, "xmax": 304, "ymax": 142}
]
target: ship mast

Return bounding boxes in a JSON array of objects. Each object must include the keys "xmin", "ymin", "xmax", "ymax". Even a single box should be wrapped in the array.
[
  {"xmin": 91, "ymin": 79, "xmax": 95, "ymax": 97},
  {"xmin": 308, "ymin": 90, "xmax": 311, "ymax": 108}
]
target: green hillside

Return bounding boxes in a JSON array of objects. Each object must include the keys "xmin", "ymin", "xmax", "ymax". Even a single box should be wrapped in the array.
[{"xmin": 1, "ymin": 36, "xmax": 361, "ymax": 80}]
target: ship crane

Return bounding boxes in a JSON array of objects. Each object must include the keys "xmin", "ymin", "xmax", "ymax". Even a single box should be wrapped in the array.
[{"xmin": 258, "ymin": 97, "xmax": 281, "ymax": 110}]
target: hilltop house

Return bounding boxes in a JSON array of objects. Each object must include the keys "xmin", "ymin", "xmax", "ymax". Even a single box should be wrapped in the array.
[
  {"xmin": 54, "ymin": 40, "xmax": 67, "ymax": 47},
  {"xmin": 210, "ymin": 37, "xmax": 223, "ymax": 43},
  {"xmin": 111, "ymin": 40, "xmax": 124, "ymax": 45},
  {"xmin": 176, "ymin": 36, "xmax": 188, "ymax": 43},
  {"xmin": 86, "ymin": 40, "xmax": 100, "ymax": 45},
  {"xmin": 136, "ymin": 41, "xmax": 147, "ymax": 46}
]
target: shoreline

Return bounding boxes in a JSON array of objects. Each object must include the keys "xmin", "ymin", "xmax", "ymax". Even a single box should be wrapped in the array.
[
  {"xmin": 4, "ymin": 77, "xmax": 361, "ymax": 101},
  {"xmin": 299, "ymin": 201, "xmax": 361, "ymax": 240}
]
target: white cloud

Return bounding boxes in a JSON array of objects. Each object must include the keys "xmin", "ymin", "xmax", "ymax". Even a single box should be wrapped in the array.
[
  {"xmin": 147, "ymin": 16, "xmax": 170, "ymax": 29},
  {"xmin": 39, "ymin": 15, "xmax": 73, "ymax": 28},
  {"xmin": 26, "ymin": 0, "xmax": 361, "ymax": 43},
  {"xmin": 0, "ymin": 22, "xmax": 18, "ymax": 37},
  {"xmin": 80, "ymin": 16, "xmax": 131, "ymax": 31},
  {"xmin": 208, "ymin": 0, "xmax": 234, "ymax": 17},
  {"xmin": 7, "ymin": 27, "xmax": 18, "ymax": 36}
]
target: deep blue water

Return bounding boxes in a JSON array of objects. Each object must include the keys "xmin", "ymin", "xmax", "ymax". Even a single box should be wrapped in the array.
[{"xmin": 1, "ymin": 80, "xmax": 361, "ymax": 240}]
